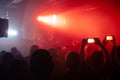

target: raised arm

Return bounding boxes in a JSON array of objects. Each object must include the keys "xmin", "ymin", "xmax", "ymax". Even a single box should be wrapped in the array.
[
  {"xmin": 94, "ymin": 38, "xmax": 110, "ymax": 63},
  {"xmin": 80, "ymin": 39, "xmax": 87, "ymax": 63}
]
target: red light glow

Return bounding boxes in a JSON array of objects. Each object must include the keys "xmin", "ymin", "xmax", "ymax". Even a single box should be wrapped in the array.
[{"xmin": 35, "ymin": 2, "xmax": 120, "ymax": 44}]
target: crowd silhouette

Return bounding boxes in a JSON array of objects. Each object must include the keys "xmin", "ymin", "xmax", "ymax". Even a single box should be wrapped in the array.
[{"xmin": 0, "ymin": 36, "xmax": 120, "ymax": 80}]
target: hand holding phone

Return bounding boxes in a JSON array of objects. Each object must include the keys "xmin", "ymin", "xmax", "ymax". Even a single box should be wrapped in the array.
[
  {"xmin": 87, "ymin": 38, "xmax": 95, "ymax": 43},
  {"xmin": 106, "ymin": 36, "xmax": 113, "ymax": 41},
  {"xmin": 94, "ymin": 38, "xmax": 103, "ymax": 47},
  {"xmin": 82, "ymin": 39, "xmax": 87, "ymax": 45}
]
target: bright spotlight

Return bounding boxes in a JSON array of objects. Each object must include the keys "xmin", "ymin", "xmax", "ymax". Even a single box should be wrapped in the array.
[
  {"xmin": 37, "ymin": 16, "xmax": 51, "ymax": 24},
  {"xmin": 63, "ymin": 19, "xmax": 66, "ymax": 24},
  {"xmin": 37, "ymin": 14, "xmax": 67, "ymax": 28},
  {"xmin": 52, "ymin": 14, "xmax": 57, "ymax": 24},
  {"xmin": 37, "ymin": 16, "xmax": 43, "ymax": 21},
  {"xmin": 8, "ymin": 29, "xmax": 18, "ymax": 36}
]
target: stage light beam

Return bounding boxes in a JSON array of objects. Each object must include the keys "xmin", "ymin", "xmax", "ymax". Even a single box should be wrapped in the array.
[
  {"xmin": 52, "ymin": 14, "xmax": 57, "ymax": 24},
  {"xmin": 37, "ymin": 16, "xmax": 51, "ymax": 24},
  {"xmin": 37, "ymin": 14, "xmax": 67, "ymax": 28}
]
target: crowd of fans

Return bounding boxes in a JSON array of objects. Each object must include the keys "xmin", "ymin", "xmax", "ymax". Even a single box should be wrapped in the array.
[{"xmin": 0, "ymin": 36, "xmax": 120, "ymax": 80}]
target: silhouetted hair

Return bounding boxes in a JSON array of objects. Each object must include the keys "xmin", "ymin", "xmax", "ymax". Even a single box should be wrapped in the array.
[
  {"xmin": 91, "ymin": 51, "xmax": 104, "ymax": 65},
  {"xmin": 11, "ymin": 47, "xmax": 17, "ymax": 53},
  {"xmin": 116, "ymin": 45, "xmax": 120, "ymax": 59},
  {"xmin": 30, "ymin": 49, "xmax": 54, "ymax": 76},
  {"xmin": 66, "ymin": 52, "xmax": 81, "ymax": 69},
  {"xmin": 29, "ymin": 45, "xmax": 39, "ymax": 56},
  {"xmin": 9, "ymin": 60, "xmax": 28, "ymax": 80},
  {"xmin": 3, "ymin": 52, "xmax": 15, "ymax": 64}
]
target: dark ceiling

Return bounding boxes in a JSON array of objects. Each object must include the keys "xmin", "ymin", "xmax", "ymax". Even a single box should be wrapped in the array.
[
  {"xmin": 0, "ymin": 0, "xmax": 119, "ymax": 9},
  {"xmin": 0, "ymin": 0, "xmax": 12, "ymax": 4}
]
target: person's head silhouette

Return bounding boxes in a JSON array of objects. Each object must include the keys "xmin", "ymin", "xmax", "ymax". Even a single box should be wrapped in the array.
[
  {"xmin": 66, "ymin": 52, "xmax": 81, "ymax": 71},
  {"xmin": 30, "ymin": 49, "xmax": 54, "ymax": 79}
]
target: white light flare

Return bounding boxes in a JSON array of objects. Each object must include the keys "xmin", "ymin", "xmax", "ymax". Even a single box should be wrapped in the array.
[
  {"xmin": 52, "ymin": 14, "xmax": 57, "ymax": 24},
  {"xmin": 63, "ymin": 19, "xmax": 66, "ymax": 24},
  {"xmin": 37, "ymin": 16, "xmax": 51, "ymax": 24},
  {"xmin": 37, "ymin": 14, "xmax": 67, "ymax": 28},
  {"xmin": 8, "ymin": 29, "xmax": 18, "ymax": 36}
]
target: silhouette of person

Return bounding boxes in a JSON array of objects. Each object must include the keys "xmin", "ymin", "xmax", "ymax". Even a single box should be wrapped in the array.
[
  {"xmin": 9, "ymin": 60, "xmax": 29, "ymax": 80},
  {"xmin": 10, "ymin": 47, "xmax": 23, "ymax": 60},
  {"xmin": 30, "ymin": 49, "xmax": 54, "ymax": 80},
  {"xmin": 62, "ymin": 51, "xmax": 82, "ymax": 80}
]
